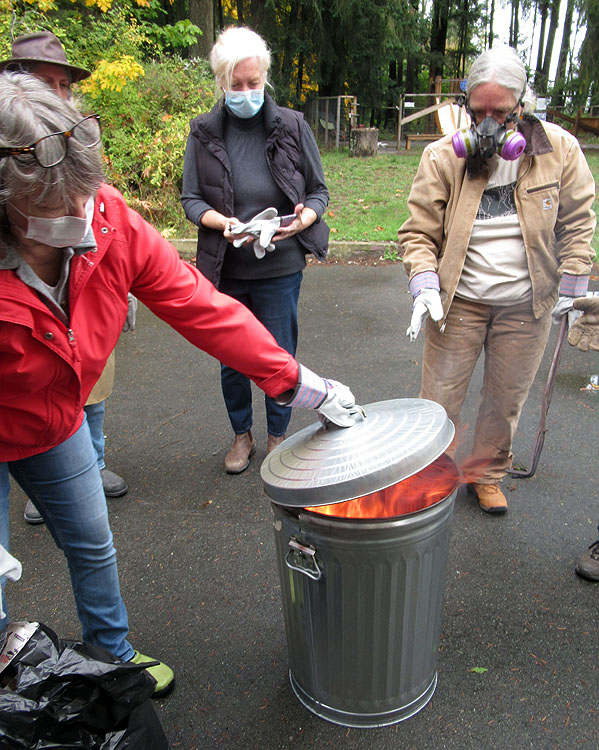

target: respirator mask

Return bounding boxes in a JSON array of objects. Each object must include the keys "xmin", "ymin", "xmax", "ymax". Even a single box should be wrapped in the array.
[{"xmin": 451, "ymin": 97, "xmax": 526, "ymax": 176}]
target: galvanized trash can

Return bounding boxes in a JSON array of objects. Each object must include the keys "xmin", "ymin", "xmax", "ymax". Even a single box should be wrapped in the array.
[{"xmin": 261, "ymin": 399, "xmax": 457, "ymax": 728}]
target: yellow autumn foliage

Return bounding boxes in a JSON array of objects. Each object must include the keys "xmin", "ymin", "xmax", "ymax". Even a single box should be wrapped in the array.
[
  {"xmin": 80, "ymin": 56, "xmax": 144, "ymax": 95},
  {"xmin": 11, "ymin": 0, "xmax": 152, "ymax": 9}
]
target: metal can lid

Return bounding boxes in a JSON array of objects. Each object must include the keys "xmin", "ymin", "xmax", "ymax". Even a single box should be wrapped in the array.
[{"xmin": 261, "ymin": 398, "xmax": 455, "ymax": 507}]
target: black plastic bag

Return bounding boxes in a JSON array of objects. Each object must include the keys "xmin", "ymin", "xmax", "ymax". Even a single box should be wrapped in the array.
[{"xmin": 0, "ymin": 622, "xmax": 169, "ymax": 749}]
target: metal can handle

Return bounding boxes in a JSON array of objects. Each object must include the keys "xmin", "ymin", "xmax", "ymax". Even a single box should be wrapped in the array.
[{"xmin": 285, "ymin": 538, "xmax": 322, "ymax": 581}]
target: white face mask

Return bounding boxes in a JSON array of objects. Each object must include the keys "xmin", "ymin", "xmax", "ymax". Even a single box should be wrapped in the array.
[
  {"xmin": 224, "ymin": 88, "xmax": 265, "ymax": 119},
  {"xmin": 11, "ymin": 196, "xmax": 94, "ymax": 248}
]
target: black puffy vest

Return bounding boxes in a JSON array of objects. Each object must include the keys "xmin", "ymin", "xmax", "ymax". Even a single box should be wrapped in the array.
[{"xmin": 187, "ymin": 94, "xmax": 328, "ymax": 286}]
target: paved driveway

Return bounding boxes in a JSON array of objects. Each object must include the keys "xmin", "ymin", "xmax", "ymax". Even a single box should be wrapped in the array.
[{"xmin": 7, "ymin": 263, "xmax": 599, "ymax": 749}]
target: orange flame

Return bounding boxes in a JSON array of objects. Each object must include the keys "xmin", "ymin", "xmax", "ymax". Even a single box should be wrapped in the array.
[{"xmin": 306, "ymin": 454, "xmax": 459, "ymax": 519}]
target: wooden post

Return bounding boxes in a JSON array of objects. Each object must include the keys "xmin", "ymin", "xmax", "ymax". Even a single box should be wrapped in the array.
[
  {"xmin": 574, "ymin": 107, "xmax": 582, "ymax": 137},
  {"xmin": 336, "ymin": 95, "xmax": 341, "ymax": 151},
  {"xmin": 397, "ymin": 96, "xmax": 403, "ymax": 151},
  {"xmin": 324, "ymin": 98, "xmax": 330, "ymax": 149}
]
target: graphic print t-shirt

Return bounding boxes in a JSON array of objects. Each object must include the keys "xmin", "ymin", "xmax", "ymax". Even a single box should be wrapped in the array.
[{"xmin": 456, "ymin": 156, "xmax": 532, "ymax": 305}]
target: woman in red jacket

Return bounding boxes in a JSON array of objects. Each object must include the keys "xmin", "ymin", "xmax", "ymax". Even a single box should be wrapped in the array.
[{"xmin": 0, "ymin": 72, "xmax": 356, "ymax": 696}]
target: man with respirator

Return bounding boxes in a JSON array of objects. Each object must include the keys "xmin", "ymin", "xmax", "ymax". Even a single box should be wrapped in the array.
[{"xmin": 398, "ymin": 46, "xmax": 596, "ymax": 515}]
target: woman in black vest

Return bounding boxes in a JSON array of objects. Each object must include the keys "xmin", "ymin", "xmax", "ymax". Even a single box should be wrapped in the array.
[{"xmin": 182, "ymin": 26, "xmax": 329, "ymax": 474}]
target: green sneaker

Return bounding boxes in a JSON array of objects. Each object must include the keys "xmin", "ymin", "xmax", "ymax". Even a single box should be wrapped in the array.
[{"xmin": 131, "ymin": 650, "xmax": 175, "ymax": 698}]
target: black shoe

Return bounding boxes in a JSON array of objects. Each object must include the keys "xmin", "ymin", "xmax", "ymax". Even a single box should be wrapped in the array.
[
  {"xmin": 101, "ymin": 468, "xmax": 128, "ymax": 497},
  {"xmin": 24, "ymin": 499, "xmax": 44, "ymax": 525},
  {"xmin": 575, "ymin": 540, "xmax": 599, "ymax": 581}
]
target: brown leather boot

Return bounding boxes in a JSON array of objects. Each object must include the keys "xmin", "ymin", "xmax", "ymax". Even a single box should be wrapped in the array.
[
  {"xmin": 469, "ymin": 483, "xmax": 508, "ymax": 515},
  {"xmin": 224, "ymin": 430, "xmax": 256, "ymax": 474},
  {"xmin": 266, "ymin": 434, "xmax": 286, "ymax": 454}
]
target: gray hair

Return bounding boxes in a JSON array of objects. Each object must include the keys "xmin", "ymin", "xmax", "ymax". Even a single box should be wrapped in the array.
[
  {"xmin": 0, "ymin": 71, "xmax": 103, "ymax": 212},
  {"xmin": 467, "ymin": 46, "xmax": 536, "ymax": 113},
  {"xmin": 209, "ymin": 26, "xmax": 271, "ymax": 91}
]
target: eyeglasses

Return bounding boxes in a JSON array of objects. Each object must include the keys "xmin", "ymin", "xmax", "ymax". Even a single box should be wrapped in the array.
[{"xmin": 0, "ymin": 114, "xmax": 101, "ymax": 168}]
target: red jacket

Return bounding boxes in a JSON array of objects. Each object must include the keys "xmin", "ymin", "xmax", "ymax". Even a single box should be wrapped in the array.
[{"xmin": 0, "ymin": 184, "xmax": 299, "ymax": 461}]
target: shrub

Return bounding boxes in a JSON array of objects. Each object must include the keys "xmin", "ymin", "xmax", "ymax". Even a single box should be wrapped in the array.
[{"xmin": 83, "ymin": 56, "xmax": 216, "ymax": 235}]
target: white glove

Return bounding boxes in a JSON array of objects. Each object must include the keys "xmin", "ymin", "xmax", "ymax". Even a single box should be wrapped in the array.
[
  {"xmin": 406, "ymin": 289, "xmax": 444, "ymax": 342},
  {"xmin": 551, "ymin": 296, "xmax": 575, "ymax": 325},
  {"xmin": 253, "ymin": 217, "xmax": 281, "ymax": 259},
  {"xmin": 317, "ymin": 380, "xmax": 358, "ymax": 427},
  {"xmin": 0, "ymin": 544, "xmax": 22, "ymax": 619},
  {"xmin": 230, "ymin": 208, "xmax": 281, "ymax": 259}
]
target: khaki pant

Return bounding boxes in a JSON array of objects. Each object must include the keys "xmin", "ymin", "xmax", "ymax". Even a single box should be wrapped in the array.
[
  {"xmin": 86, "ymin": 350, "xmax": 115, "ymax": 406},
  {"xmin": 420, "ymin": 297, "xmax": 552, "ymax": 483}
]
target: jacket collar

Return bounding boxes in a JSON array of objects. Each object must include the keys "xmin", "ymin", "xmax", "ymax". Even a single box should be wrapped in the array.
[
  {"xmin": 518, "ymin": 113, "xmax": 553, "ymax": 155},
  {"xmin": 0, "ymin": 233, "xmax": 96, "ymax": 271}
]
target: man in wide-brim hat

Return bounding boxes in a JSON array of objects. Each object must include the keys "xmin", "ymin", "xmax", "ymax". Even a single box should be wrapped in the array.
[{"xmin": 0, "ymin": 31, "xmax": 90, "ymax": 97}]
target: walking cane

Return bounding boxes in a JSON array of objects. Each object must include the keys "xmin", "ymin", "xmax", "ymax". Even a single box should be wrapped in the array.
[{"xmin": 508, "ymin": 314, "xmax": 569, "ymax": 479}]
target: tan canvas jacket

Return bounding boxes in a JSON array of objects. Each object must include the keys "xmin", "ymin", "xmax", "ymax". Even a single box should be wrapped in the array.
[{"xmin": 398, "ymin": 116, "xmax": 596, "ymax": 322}]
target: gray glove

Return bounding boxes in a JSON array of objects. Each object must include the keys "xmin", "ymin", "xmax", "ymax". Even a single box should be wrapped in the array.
[
  {"xmin": 122, "ymin": 293, "xmax": 138, "ymax": 333},
  {"xmin": 317, "ymin": 380, "xmax": 358, "ymax": 427},
  {"xmin": 230, "ymin": 208, "xmax": 282, "ymax": 259},
  {"xmin": 280, "ymin": 365, "xmax": 360, "ymax": 428},
  {"xmin": 551, "ymin": 295, "xmax": 575, "ymax": 325}
]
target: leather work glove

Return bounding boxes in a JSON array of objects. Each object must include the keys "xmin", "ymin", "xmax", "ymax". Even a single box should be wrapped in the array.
[
  {"xmin": 568, "ymin": 296, "xmax": 599, "ymax": 352},
  {"xmin": 122, "ymin": 293, "xmax": 138, "ymax": 333},
  {"xmin": 277, "ymin": 365, "xmax": 360, "ymax": 427},
  {"xmin": 551, "ymin": 295, "xmax": 575, "ymax": 325},
  {"xmin": 230, "ymin": 208, "xmax": 281, "ymax": 259},
  {"xmin": 317, "ymin": 380, "xmax": 358, "ymax": 427},
  {"xmin": 406, "ymin": 289, "xmax": 444, "ymax": 342}
]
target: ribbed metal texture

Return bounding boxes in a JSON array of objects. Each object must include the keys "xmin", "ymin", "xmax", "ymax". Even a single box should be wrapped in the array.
[
  {"xmin": 261, "ymin": 398, "xmax": 455, "ymax": 507},
  {"xmin": 272, "ymin": 492, "xmax": 455, "ymax": 728}
]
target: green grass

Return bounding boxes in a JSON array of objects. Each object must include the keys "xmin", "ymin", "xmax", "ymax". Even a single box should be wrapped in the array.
[
  {"xmin": 169, "ymin": 146, "xmax": 599, "ymax": 258},
  {"xmin": 320, "ymin": 151, "xmax": 422, "ymax": 243},
  {"xmin": 320, "ymin": 149, "xmax": 599, "ymax": 257}
]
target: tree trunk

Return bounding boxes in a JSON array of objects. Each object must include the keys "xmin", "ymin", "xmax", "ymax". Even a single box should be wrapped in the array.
[
  {"xmin": 552, "ymin": 0, "xmax": 574, "ymax": 107},
  {"xmin": 249, "ymin": 0, "xmax": 267, "ymax": 35},
  {"xmin": 488, "ymin": 0, "xmax": 495, "ymax": 48},
  {"xmin": 534, "ymin": 0, "xmax": 548, "ymax": 87},
  {"xmin": 429, "ymin": 0, "xmax": 449, "ymax": 81},
  {"xmin": 456, "ymin": 0, "xmax": 469, "ymax": 77},
  {"xmin": 539, "ymin": 0, "xmax": 561, "ymax": 94},
  {"xmin": 406, "ymin": 54, "xmax": 417, "ymax": 93},
  {"xmin": 405, "ymin": 0, "xmax": 419, "ymax": 92},
  {"xmin": 574, "ymin": 0, "xmax": 599, "ymax": 108},
  {"xmin": 296, "ymin": 50, "xmax": 304, "ymax": 102},
  {"xmin": 509, "ymin": 0, "xmax": 519, "ymax": 47},
  {"xmin": 189, "ymin": 0, "xmax": 214, "ymax": 58},
  {"xmin": 279, "ymin": 0, "xmax": 302, "ymax": 103}
]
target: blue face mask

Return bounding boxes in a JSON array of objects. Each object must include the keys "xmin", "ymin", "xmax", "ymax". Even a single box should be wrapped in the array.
[{"xmin": 224, "ymin": 88, "xmax": 265, "ymax": 119}]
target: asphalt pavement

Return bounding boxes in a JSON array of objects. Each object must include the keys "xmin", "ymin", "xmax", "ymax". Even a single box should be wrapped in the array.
[{"xmin": 6, "ymin": 262, "xmax": 599, "ymax": 750}]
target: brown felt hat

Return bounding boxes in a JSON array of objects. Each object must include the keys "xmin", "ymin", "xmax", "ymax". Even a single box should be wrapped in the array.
[{"xmin": 0, "ymin": 32, "xmax": 91, "ymax": 82}]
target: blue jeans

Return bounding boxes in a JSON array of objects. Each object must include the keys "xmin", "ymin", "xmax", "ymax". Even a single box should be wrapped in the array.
[
  {"xmin": 84, "ymin": 400, "xmax": 106, "ymax": 470},
  {"xmin": 219, "ymin": 272, "xmax": 302, "ymax": 437},
  {"xmin": 0, "ymin": 417, "xmax": 133, "ymax": 660}
]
